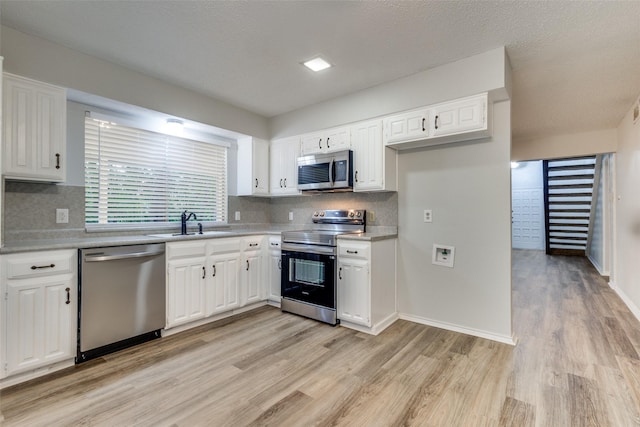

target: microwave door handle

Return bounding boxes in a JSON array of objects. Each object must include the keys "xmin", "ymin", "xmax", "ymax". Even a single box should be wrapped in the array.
[{"xmin": 330, "ymin": 159, "xmax": 335, "ymax": 184}]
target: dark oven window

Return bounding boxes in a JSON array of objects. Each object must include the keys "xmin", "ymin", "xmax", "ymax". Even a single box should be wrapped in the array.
[{"xmin": 282, "ymin": 250, "xmax": 335, "ymax": 309}]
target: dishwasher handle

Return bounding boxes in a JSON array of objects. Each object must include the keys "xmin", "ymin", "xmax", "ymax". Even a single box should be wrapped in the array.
[{"xmin": 84, "ymin": 247, "xmax": 165, "ymax": 262}]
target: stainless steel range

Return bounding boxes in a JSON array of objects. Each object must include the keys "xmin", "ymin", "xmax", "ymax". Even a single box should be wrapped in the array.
[{"xmin": 281, "ymin": 209, "xmax": 366, "ymax": 325}]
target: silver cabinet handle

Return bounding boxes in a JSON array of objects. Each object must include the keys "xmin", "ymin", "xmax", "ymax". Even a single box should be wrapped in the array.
[{"xmin": 31, "ymin": 263, "xmax": 55, "ymax": 270}]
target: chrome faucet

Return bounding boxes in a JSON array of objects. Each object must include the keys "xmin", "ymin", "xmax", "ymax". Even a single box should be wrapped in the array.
[{"xmin": 181, "ymin": 210, "xmax": 197, "ymax": 235}]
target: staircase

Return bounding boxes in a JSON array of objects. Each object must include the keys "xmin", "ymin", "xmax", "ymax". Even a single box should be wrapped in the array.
[{"xmin": 543, "ymin": 155, "xmax": 600, "ymax": 256}]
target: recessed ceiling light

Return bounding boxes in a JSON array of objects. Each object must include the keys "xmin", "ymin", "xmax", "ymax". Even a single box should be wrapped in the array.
[{"xmin": 303, "ymin": 57, "xmax": 332, "ymax": 72}]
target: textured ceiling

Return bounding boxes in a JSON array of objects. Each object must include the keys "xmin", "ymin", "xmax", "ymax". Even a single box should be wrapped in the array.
[{"xmin": 1, "ymin": 1, "xmax": 639, "ymax": 141}]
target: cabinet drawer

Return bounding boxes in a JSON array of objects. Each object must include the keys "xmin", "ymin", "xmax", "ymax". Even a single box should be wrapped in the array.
[
  {"xmin": 268, "ymin": 236, "xmax": 281, "ymax": 250},
  {"xmin": 242, "ymin": 237, "xmax": 264, "ymax": 251},
  {"xmin": 338, "ymin": 241, "xmax": 370, "ymax": 260},
  {"xmin": 208, "ymin": 237, "xmax": 241, "ymax": 254},
  {"xmin": 167, "ymin": 241, "xmax": 207, "ymax": 259},
  {"xmin": 4, "ymin": 250, "xmax": 76, "ymax": 279}
]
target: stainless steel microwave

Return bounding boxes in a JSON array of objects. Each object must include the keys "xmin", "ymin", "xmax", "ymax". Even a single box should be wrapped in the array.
[{"xmin": 297, "ymin": 150, "xmax": 353, "ymax": 191}]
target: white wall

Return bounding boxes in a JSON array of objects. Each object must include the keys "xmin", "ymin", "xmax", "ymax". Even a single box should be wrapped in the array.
[
  {"xmin": 588, "ymin": 154, "xmax": 613, "ymax": 276},
  {"xmin": 397, "ymin": 100, "xmax": 512, "ymax": 342},
  {"xmin": 612, "ymin": 97, "xmax": 640, "ymax": 320},
  {"xmin": 271, "ymin": 48, "xmax": 513, "ymax": 342},
  {"xmin": 0, "ymin": 25, "xmax": 269, "ymax": 139},
  {"xmin": 512, "ymin": 128, "xmax": 617, "ymax": 161}
]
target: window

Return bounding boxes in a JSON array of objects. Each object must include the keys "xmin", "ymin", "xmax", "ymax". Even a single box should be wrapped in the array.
[{"xmin": 85, "ymin": 114, "xmax": 227, "ymax": 230}]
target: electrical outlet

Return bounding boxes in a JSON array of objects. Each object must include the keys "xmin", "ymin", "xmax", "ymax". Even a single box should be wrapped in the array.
[
  {"xmin": 288, "ymin": 211, "xmax": 294, "ymax": 221},
  {"xmin": 423, "ymin": 209, "xmax": 433, "ymax": 223},
  {"xmin": 368, "ymin": 211, "xmax": 376, "ymax": 223},
  {"xmin": 56, "ymin": 208, "xmax": 69, "ymax": 224},
  {"xmin": 235, "ymin": 211, "xmax": 241, "ymax": 221}
]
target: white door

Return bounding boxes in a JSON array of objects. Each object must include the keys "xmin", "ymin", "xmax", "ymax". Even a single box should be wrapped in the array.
[{"xmin": 512, "ymin": 189, "xmax": 545, "ymax": 250}]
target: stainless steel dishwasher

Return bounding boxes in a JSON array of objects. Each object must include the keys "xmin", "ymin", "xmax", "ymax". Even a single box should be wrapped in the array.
[{"xmin": 78, "ymin": 243, "xmax": 166, "ymax": 362}]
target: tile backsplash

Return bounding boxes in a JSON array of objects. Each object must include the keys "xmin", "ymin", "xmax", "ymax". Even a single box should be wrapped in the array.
[{"xmin": 3, "ymin": 181, "xmax": 397, "ymax": 242}]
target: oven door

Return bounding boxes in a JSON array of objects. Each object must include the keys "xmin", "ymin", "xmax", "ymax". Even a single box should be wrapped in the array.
[{"xmin": 281, "ymin": 243, "xmax": 336, "ymax": 309}]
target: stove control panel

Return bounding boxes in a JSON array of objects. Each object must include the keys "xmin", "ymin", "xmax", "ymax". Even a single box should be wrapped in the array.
[{"xmin": 312, "ymin": 209, "xmax": 366, "ymax": 224}]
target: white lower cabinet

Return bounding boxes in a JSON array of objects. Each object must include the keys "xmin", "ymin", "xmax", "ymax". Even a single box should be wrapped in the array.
[
  {"xmin": 166, "ymin": 236, "xmax": 269, "ymax": 331},
  {"xmin": 337, "ymin": 238, "xmax": 397, "ymax": 334},
  {"xmin": 1, "ymin": 250, "xmax": 76, "ymax": 379},
  {"xmin": 241, "ymin": 236, "xmax": 265, "ymax": 305},
  {"xmin": 206, "ymin": 249, "xmax": 241, "ymax": 316},
  {"xmin": 167, "ymin": 255, "xmax": 207, "ymax": 328},
  {"xmin": 267, "ymin": 236, "xmax": 282, "ymax": 303}
]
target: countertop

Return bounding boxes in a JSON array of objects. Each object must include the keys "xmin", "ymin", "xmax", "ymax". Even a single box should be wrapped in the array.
[{"xmin": 0, "ymin": 226, "xmax": 397, "ymax": 254}]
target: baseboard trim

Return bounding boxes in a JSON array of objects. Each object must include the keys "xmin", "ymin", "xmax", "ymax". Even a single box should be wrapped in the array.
[
  {"xmin": 587, "ymin": 254, "xmax": 610, "ymax": 277},
  {"xmin": 609, "ymin": 281, "xmax": 640, "ymax": 322},
  {"xmin": 398, "ymin": 313, "xmax": 516, "ymax": 346},
  {"xmin": 340, "ymin": 312, "xmax": 399, "ymax": 336},
  {"xmin": 0, "ymin": 359, "xmax": 75, "ymax": 390}
]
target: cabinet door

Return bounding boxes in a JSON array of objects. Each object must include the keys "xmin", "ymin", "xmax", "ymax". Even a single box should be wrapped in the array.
[
  {"xmin": 243, "ymin": 252, "xmax": 263, "ymax": 305},
  {"xmin": 300, "ymin": 132, "xmax": 325, "ymax": 156},
  {"xmin": 253, "ymin": 139, "xmax": 270, "ymax": 195},
  {"xmin": 351, "ymin": 120, "xmax": 383, "ymax": 191},
  {"xmin": 325, "ymin": 127, "xmax": 350, "ymax": 152},
  {"xmin": 269, "ymin": 251, "xmax": 282, "ymax": 301},
  {"xmin": 207, "ymin": 252, "xmax": 241, "ymax": 316},
  {"xmin": 431, "ymin": 95, "xmax": 486, "ymax": 137},
  {"xmin": 338, "ymin": 258, "xmax": 371, "ymax": 327},
  {"xmin": 270, "ymin": 137, "xmax": 300, "ymax": 195},
  {"xmin": 3, "ymin": 74, "xmax": 66, "ymax": 182},
  {"xmin": 167, "ymin": 258, "xmax": 206, "ymax": 328},
  {"xmin": 383, "ymin": 109, "xmax": 429, "ymax": 145},
  {"xmin": 5, "ymin": 274, "xmax": 75, "ymax": 375}
]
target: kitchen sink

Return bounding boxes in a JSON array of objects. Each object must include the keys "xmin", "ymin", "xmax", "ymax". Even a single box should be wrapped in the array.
[{"xmin": 147, "ymin": 231, "xmax": 234, "ymax": 238}]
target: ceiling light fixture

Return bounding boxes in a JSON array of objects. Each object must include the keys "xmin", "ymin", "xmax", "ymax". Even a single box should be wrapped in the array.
[{"xmin": 303, "ymin": 57, "xmax": 332, "ymax": 72}]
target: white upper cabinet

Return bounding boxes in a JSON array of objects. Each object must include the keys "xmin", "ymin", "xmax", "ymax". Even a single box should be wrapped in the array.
[
  {"xmin": 270, "ymin": 136, "xmax": 300, "ymax": 196},
  {"xmin": 431, "ymin": 93, "xmax": 488, "ymax": 138},
  {"xmin": 350, "ymin": 119, "xmax": 396, "ymax": 192},
  {"xmin": 237, "ymin": 137, "xmax": 269, "ymax": 196},
  {"xmin": 383, "ymin": 108, "xmax": 430, "ymax": 146},
  {"xmin": 384, "ymin": 92, "xmax": 490, "ymax": 150},
  {"xmin": 300, "ymin": 126, "xmax": 350, "ymax": 155},
  {"xmin": 3, "ymin": 73, "xmax": 66, "ymax": 182}
]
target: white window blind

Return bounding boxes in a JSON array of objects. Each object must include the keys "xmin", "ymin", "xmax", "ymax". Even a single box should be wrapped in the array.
[{"xmin": 85, "ymin": 115, "xmax": 227, "ymax": 229}]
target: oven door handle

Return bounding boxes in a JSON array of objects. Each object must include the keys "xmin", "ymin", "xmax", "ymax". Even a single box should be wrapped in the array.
[{"xmin": 281, "ymin": 243, "xmax": 337, "ymax": 256}]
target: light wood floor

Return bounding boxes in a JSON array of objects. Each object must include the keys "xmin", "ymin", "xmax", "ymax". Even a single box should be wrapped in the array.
[{"xmin": 1, "ymin": 250, "xmax": 639, "ymax": 426}]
